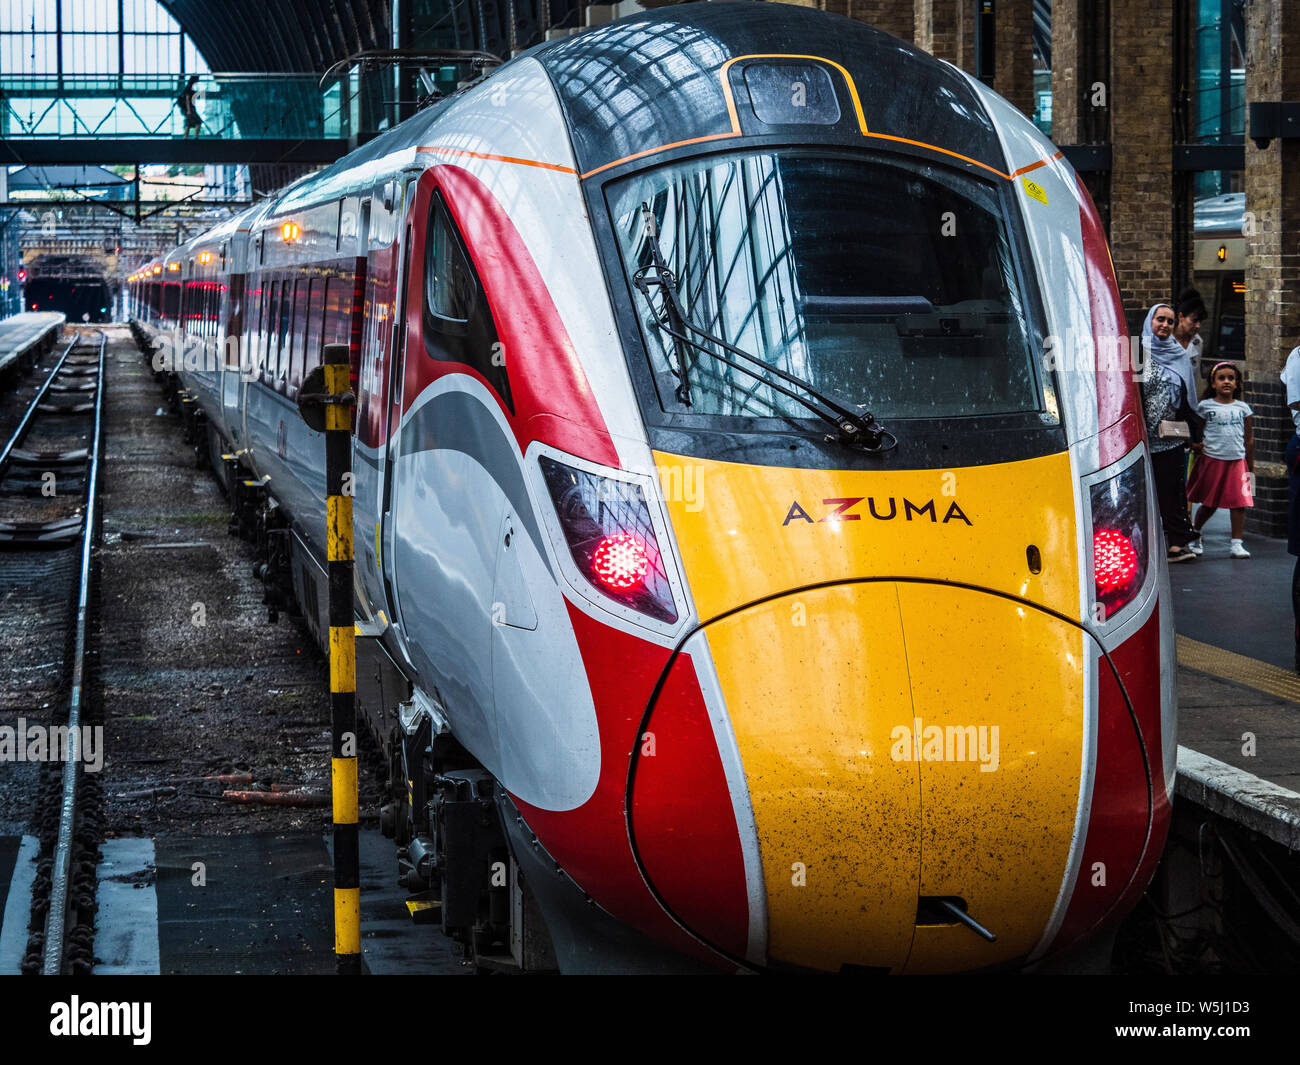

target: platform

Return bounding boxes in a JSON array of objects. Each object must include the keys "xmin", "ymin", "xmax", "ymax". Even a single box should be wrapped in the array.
[
  {"xmin": 0, "ymin": 313, "xmax": 65, "ymax": 375},
  {"xmin": 1171, "ymin": 509, "xmax": 1300, "ymax": 850}
]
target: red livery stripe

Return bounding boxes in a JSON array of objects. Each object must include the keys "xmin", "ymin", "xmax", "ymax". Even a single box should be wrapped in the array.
[
  {"xmin": 510, "ymin": 602, "xmax": 750, "ymax": 966},
  {"xmin": 1077, "ymin": 174, "xmax": 1145, "ymax": 465},
  {"xmin": 1047, "ymin": 607, "xmax": 1171, "ymax": 955},
  {"xmin": 400, "ymin": 165, "xmax": 620, "ymax": 468}
]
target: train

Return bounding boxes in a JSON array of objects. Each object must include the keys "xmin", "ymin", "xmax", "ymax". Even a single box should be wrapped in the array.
[{"xmin": 126, "ymin": 1, "xmax": 1174, "ymax": 974}]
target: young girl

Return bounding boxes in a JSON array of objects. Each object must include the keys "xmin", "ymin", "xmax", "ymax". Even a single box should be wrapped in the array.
[{"xmin": 1187, "ymin": 362, "xmax": 1254, "ymax": 557}]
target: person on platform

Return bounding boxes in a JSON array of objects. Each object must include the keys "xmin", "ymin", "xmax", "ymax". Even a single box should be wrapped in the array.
[
  {"xmin": 1173, "ymin": 287, "xmax": 1207, "ymax": 368},
  {"xmin": 1140, "ymin": 303, "xmax": 1202, "ymax": 562},
  {"xmin": 176, "ymin": 76, "xmax": 202, "ymax": 139},
  {"xmin": 1187, "ymin": 362, "xmax": 1253, "ymax": 557},
  {"xmin": 1281, "ymin": 343, "xmax": 1300, "ymax": 670}
]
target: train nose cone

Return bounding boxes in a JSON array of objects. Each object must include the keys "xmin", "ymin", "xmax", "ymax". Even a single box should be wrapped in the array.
[{"xmin": 701, "ymin": 581, "xmax": 1086, "ymax": 973}]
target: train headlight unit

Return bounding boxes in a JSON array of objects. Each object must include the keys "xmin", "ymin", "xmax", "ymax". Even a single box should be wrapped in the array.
[
  {"xmin": 538, "ymin": 454, "xmax": 678, "ymax": 623},
  {"xmin": 1087, "ymin": 456, "xmax": 1150, "ymax": 619}
]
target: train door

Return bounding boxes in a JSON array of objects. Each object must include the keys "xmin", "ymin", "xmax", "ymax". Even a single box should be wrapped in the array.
[
  {"xmin": 378, "ymin": 171, "xmax": 424, "ymax": 669},
  {"xmin": 381, "ymin": 170, "xmax": 512, "ymax": 756}
]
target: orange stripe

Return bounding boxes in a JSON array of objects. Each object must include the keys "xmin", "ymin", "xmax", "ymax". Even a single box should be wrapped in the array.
[
  {"xmin": 861, "ymin": 131, "xmax": 1014, "ymax": 179},
  {"xmin": 416, "ymin": 144, "xmax": 577, "ymax": 174},
  {"xmin": 1011, "ymin": 151, "xmax": 1064, "ymax": 178},
  {"xmin": 577, "ymin": 122, "xmax": 1059, "ymax": 188},
  {"xmin": 579, "ymin": 133, "xmax": 741, "ymax": 179}
]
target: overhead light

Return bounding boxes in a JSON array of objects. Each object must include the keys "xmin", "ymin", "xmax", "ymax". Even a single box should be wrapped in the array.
[{"xmin": 1217, "ymin": 245, "xmax": 1227, "ymax": 262}]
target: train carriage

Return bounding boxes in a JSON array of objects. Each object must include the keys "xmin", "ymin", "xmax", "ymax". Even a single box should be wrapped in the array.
[{"xmin": 129, "ymin": 2, "xmax": 1174, "ymax": 974}]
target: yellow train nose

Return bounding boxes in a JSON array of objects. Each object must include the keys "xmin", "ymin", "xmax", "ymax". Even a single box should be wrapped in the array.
[{"xmin": 702, "ymin": 581, "xmax": 1086, "ymax": 973}]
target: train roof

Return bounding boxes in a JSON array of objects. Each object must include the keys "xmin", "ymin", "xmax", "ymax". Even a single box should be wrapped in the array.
[
  {"xmin": 531, "ymin": 2, "xmax": 1005, "ymax": 179},
  {"xmin": 267, "ymin": 1, "xmax": 1010, "ymax": 220}
]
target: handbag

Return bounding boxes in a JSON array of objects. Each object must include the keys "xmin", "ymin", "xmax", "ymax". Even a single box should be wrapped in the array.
[{"xmin": 1158, "ymin": 419, "xmax": 1191, "ymax": 439}]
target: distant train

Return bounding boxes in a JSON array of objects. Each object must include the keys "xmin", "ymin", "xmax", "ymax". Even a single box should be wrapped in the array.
[{"xmin": 128, "ymin": 2, "xmax": 1174, "ymax": 973}]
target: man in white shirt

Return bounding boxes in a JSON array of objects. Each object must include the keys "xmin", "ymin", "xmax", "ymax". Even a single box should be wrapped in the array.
[
  {"xmin": 1284, "ymin": 345, "xmax": 1300, "ymax": 431},
  {"xmin": 1285, "ymin": 345, "xmax": 1300, "ymax": 671}
]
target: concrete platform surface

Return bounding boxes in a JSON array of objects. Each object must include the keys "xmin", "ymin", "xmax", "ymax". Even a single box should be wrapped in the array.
[
  {"xmin": 1171, "ymin": 510, "xmax": 1300, "ymax": 847},
  {"xmin": 0, "ymin": 312, "xmax": 64, "ymax": 368}
]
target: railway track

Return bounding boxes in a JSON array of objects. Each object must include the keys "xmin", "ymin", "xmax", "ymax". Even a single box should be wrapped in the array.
[{"xmin": 0, "ymin": 328, "xmax": 107, "ymax": 974}]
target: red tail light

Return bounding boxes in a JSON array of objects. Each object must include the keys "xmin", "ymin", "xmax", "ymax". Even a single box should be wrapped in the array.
[
  {"xmin": 1094, "ymin": 528, "xmax": 1138, "ymax": 597},
  {"xmin": 539, "ymin": 455, "xmax": 679, "ymax": 623},
  {"xmin": 1088, "ymin": 457, "xmax": 1150, "ymax": 619},
  {"xmin": 593, "ymin": 533, "xmax": 651, "ymax": 590}
]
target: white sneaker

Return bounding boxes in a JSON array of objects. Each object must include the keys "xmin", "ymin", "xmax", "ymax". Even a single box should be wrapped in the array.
[
  {"xmin": 1230, "ymin": 539, "xmax": 1251, "ymax": 559},
  {"xmin": 1189, "ymin": 537, "xmax": 1204, "ymax": 556}
]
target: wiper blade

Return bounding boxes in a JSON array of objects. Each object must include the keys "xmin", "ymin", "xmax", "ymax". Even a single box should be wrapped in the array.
[{"xmin": 631, "ymin": 204, "xmax": 896, "ymax": 453}]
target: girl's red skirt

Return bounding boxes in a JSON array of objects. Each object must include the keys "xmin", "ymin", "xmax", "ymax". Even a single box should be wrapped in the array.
[{"xmin": 1187, "ymin": 454, "xmax": 1253, "ymax": 509}]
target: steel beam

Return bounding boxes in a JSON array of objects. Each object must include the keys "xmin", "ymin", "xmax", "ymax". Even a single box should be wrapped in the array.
[{"xmin": 3, "ymin": 140, "xmax": 354, "ymax": 166}]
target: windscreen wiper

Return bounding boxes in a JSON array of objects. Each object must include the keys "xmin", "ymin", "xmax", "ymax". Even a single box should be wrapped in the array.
[{"xmin": 632, "ymin": 205, "xmax": 896, "ymax": 454}]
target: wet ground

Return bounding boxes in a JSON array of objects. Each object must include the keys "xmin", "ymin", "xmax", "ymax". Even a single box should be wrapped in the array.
[
  {"xmin": 96, "ymin": 325, "xmax": 333, "ymax": 837},
  {"xmin": 0, "ymin": 325, "xmax": 457, "ymax": 974}
]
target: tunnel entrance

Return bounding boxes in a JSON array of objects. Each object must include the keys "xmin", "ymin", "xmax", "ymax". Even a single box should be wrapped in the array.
[{"xmin": 24, "ymin": 260, "xmax": 113, "ymax": 323}]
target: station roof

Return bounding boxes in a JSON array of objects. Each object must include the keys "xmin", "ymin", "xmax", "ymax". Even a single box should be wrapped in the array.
[
  {"xmin": 7, "ymin": 166, "xmax": 132, "ymax": 197},
  {"xmin": 163, "ymin": 0, "xmax": 389, "ymax": 73}
]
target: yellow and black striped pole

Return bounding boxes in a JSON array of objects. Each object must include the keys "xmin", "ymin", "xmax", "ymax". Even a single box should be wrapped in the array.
[{"xmin": 305, "ymin": 340, "xmax": 360, "ymax": 974}]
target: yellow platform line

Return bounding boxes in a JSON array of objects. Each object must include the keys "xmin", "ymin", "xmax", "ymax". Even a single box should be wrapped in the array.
[{"xmin": 1176, "ymin": 635, "xmax": 1300, "ymax": 703}]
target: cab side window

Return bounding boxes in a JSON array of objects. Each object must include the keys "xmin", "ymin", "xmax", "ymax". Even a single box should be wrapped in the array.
[
  {"xmin": 422, "ymin": 191, "xmax": 510, "ymax": 411},
  {"xmin": 426, "ymin": 201, "xmax": 476, "ymax": 323}
]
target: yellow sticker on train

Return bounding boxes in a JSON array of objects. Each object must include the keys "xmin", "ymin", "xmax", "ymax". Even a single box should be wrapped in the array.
[{"xmin": 1021, "ymin": 178, "xmax": 1049, "ymax": 205}]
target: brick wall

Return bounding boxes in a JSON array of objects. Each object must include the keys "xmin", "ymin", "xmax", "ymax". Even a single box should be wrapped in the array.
[
  {"xmin": 819, "ymin": 0, "xmax": 913, "ymax": 40},
  {"xmin": 1244, "ymin": 2, "xmax": 1300, "ymax": 535},
  {"xmin": 914, "ymin": 0, "xmax": 959, "ymax": 64},
  {"xmin": 1107, "ymin": 0, "xmax": 1173, "ymax": 313},
  {"xmin": 994, "ymin": 0, "xmax": 1035, "ymax": 117},
  {"xmin": 1245, "ymin": 378, "xmax": 1292, "ymax": 538},
  {"xmin": 1051, "ymin": 0, "xmax": 1081, "ymax": 142}
]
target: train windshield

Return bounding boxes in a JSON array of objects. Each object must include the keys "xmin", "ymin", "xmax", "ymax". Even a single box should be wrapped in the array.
[{"xmin": 609, "ymin": 151, "xmax": 1042, "ymax": 423}]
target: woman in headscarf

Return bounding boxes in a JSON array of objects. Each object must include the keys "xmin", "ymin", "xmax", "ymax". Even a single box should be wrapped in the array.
[{"xmin": 1141, "ymin": 302, "xmax": 1202, "ymax": 562}]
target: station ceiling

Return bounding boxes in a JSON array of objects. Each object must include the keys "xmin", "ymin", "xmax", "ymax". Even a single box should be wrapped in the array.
[
  {"xmin": 163, "ymin": 0, "xmax": 390, "ymax": 73},
  {"xmin": 161, "ymin": 0, "xmax": 588, "ymax": 73}
]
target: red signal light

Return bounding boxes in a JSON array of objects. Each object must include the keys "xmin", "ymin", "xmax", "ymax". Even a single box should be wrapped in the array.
[
  {"xmin": 592, "ymin": 533, "xmax": 651, "ymax": 591},
  {"xmin": 1094, "ymin": 528, "xmax": 1139, "ymax": 598},
  {"xmin": 17, "ymin": 269, "xmax": 26, "ymax": 282}
]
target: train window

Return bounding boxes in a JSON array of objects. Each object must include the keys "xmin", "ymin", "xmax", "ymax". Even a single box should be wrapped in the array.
[
  {"xmin": 263, "ymin": 281, "xmax": 278, "ymax": 380},
  {"xmin": 425, "ymin": 194, "xmax": 476, "ymax": 324},
  {"xmin": 162, "ymin": 282, "xmax": 180, "ymax": 324},
  {"xmin": 743, "ymin": 63, "xmax": 841, "ymax": 126},
  {"xmin": 288, "ymin": 280, "xmax": 307, "ymax": 389},
  {"xmin": 304, "ymin": 279, "xmax": 326, "ymax": 377},
  {"xmin": 324, "ymin": 276, "xmax": 351, "ymax": 348},
  {"xmin": 610, "ymin": 150, "xmax": 1042, "ymax": 423},
  {"xmin": 419, "ymin": 191, "xmax": 510, "ymax": 409},
  {"xmin": 277, "ymin": 279, "xmax": 295, "ymax": 383}
]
